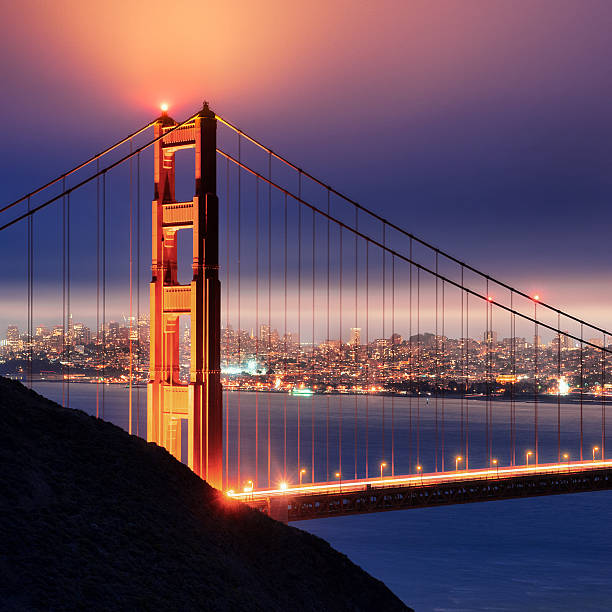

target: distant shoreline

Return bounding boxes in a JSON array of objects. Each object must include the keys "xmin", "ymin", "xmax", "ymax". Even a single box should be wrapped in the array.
[{"xmin": 15, "ymin": 378, "xmax": 611, "ymax": 405}]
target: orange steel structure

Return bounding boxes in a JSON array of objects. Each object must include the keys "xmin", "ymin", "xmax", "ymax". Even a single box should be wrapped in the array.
[{"xmin": 147, "ymin": 103, "xmax": 222, "ymax": 489}]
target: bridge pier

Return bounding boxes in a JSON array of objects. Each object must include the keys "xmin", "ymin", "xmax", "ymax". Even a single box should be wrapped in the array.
[{"xmin": 268, "ymin": 498, "xmax": 289, "ymax": 523}]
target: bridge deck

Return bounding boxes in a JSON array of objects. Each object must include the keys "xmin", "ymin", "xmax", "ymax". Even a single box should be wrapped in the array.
[{"xmin": 228, "ymin": 460, "xmax": 612, "ymax": 522}]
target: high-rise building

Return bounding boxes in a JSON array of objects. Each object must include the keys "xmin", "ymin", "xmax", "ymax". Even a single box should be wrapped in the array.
[
  {"xmin": 6, "ymin": 325, "xmax": 19, "ymax": 349},
  {"xmin": 72, "ymin": 323, "xmax": 91, "ymax": 345},
  {"xmin": 551, "ymin": 333, "xmax": 574, "ymax": 351},
  {"xmin": 484, "ymin": 330, "xmax": 497, "ymax": 344},
  {"xmin": 349, "ymin": 327, "xmax": 361, "ymax": 346},
  {"xmin": 35, "ymin": 325, "xmax": 49, "ymax": 338}
]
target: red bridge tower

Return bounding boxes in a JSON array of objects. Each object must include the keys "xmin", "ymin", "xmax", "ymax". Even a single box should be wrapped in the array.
[{"xmin": 147, "ymin": 103, "xmax": 222, "ymax": 489}]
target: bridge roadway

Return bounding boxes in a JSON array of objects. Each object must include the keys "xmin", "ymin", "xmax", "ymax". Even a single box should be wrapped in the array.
[{"xmin": 227, "ymin": 459, "xmax": 612, "ymax": 522}]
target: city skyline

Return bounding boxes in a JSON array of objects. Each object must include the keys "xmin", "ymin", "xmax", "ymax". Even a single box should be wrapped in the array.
[{"xmin": 3, "ymin": 317, "xmax": 610, "ymax": 398}]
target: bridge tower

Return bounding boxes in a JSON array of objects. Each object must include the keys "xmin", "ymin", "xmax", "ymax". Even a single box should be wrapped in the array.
[{"xmin": 147, "ymin": 103, "xmax": 222, "ymax": 489}]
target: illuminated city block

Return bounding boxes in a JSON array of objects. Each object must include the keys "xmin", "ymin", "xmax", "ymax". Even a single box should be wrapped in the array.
[{"xmin": 147, "ymin": 104, "xmax": 222, "ymax": 489}]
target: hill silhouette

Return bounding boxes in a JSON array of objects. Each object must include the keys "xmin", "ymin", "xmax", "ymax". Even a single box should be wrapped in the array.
[{"xmin": 0, "ymin": 378, "xmax": 411, "ymax": 611}]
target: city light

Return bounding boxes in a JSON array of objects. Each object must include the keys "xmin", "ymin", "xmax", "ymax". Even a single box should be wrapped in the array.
[
  {"xmin": 279, "ymin": 481, "xmax": 288, "ymax": 491},
  {"xmin": 4, "ymin": 317, "xmax": 609, "ymax": 400},
  {"xmin": 593, "ymin": 446, "xmax": 599, "ymax": 460},
  {"xmin": 380, "ymin": 462, "xmax": 387, "ymax": 479},
  {"xmin": 455, "ymin": 456, "xmax": 462, "ymax": 471}
]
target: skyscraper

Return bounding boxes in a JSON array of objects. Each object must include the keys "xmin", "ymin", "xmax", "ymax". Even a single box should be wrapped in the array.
[{"xmin": 6, "ymin": 325, "xmax": 19, "ymax": 349}]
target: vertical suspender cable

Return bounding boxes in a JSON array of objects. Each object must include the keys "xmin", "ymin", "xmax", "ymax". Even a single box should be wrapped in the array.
[
  {"xmin": 510, "ymin": 290, "xmax": 515, "ymax": 466},
  {"xmin": 102, "ymin": 171, "xmax": 106, "ymax": 419},
  {"xmin": 326, "ymin": 190, "xmax": 330, "ymax": 482},
  {"xmin": 557, "ymin": 314, "xmax": 561, "ymax": 462},
  {"xmin": 225, "ymin": 156, "xmax": 230, "ymax": 489},
  {"xmin": 602, "ymin": 334, "xmax": 606, "ymax": 459},
  {"xmin": 534, "ymin": 299, "xmax": 538, "ymax": 463},
  {"xmin": 409, "ymin": 241, "xmax": 413, "ymax": 473},
  {"xmin": 441, "ymin": 279, "xmax": 445, "ymax": 472},
  {"xmin": 465, "ymin": 291, "xmax": 469, "ymax": 469},
  {"xmin": 580, "ymin": 324, "xmax": 584, "ymax": 460},
  {"xmin": 27, "ymin": 197, "xmax": 32, "ymax": 388},
  {"xmin": 283, "ymin": 192, "xmax": 288, "ymax": 481},
  {"xmin": 354, "ymin": 209, "xmax": 358, "ymax": 480},
  {"xmin": 339, "ymin": 227, "xmax": 343, "ymax": 478},
  {"xmin": 417, "ymin": 267, "xmax": 420, "ymax": 468},
  {"xmin": 128, "ymin": 143, "xmax": 133, "ymax": 435},
  {"xmin": 66, "ymin": 191, "xmax": 70, "ymax": 409},
  {"xmin": 485, "ymin": 280, "xmax": 490, "ymax": 466},
  {"xmin": 382, "ymin": 225, "xmax": 386, "ymax": 465},
  {"xmin": 96, "ymin": 162, "xmax": 100, "ymax": 419},
  {"xmin": 435, "ymin": 254, "xmax": 439, "ymax": 471},
  {"xmin": 391, "ymin": 254, "xmax": 395, "ymax": 476},
  {"xmin": 312, "ymin": 204, "xmax": 315, "ymax": 482},
  {"xmin": 488, "ymin": 289, "xmax": 492, "ymax": 463},
  {"xmin": 297, "ymin": 172, "xmax": 302, "ymax": 479},
  {"xmin": 237, "ymin": 136, "xmax": 241, "ymax": 488},
  {"xmin": 267, "ymin": 152, "xmax": 272, "ymax": 488},
  {"xmin": 255, "ymin": 177, "xmax": 259, "ymax": 488},
  {"xmin": 62, "ymin": 177, "xmax": 66, "ymax": 407},
  {"xmin": 136, "ymin": 151, "xmax": 141, "ymax": 437},
  {"xmin": 460, "ymin": 267, "xmax": 465, "ymax": 465},
  {"xmin": 365, "ymin": 240, "xmax": 369, "ymax": 477}
]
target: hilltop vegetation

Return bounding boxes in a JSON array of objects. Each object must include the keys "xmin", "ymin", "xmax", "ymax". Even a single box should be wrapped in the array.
[{"xmin": 0, "ymin": 377, "xmax": 410, "ymax": 611}]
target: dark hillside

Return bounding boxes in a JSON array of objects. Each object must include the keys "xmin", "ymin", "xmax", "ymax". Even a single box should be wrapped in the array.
[{"xmin": 0, "ymin": 378, "xmax": 411, "ymax": 611}]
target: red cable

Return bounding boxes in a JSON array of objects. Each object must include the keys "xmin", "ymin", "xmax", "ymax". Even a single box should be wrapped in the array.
[
  {"xmin": 267, "ymin": 152, "xmax": 272, "ymax": 488},
  {"xmin": 255, "ymin": 177, "xmax": 259, "ymax": 488},
  {"xmin": 339, "ymin": 227, "xmax": 343, "ymax": 478}
]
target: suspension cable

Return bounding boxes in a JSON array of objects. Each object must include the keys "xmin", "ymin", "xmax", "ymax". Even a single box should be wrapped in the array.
[
  {"xmin": 215, "ymin": 148, "xmax": 612, "ymax": 354},
  {"xmin": 1, "ymin": 112, "xmax": 200, "ymax": 233},
  {"xmin": 214, "ymin": 113, "xmax": 611, "ymax": 338},
  {"xmin": 0, "ymin": 121, "xmax": 154, "ymax": 217}
]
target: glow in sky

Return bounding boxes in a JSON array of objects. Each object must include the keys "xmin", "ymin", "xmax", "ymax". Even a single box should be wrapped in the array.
[{"xmin": 2, "ymin": 0, "xmax": 612, "ymax": 330}]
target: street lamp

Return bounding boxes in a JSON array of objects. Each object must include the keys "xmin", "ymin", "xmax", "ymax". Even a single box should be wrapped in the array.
[
  {"xmin": 563, "ymin": 453, "xmax": 570, "ymax": 472},
  {"xmin": 492, "ymin": 458, "xmax": 498, "ymax": 477},
  {"xmin": 593, "ymin": 446, "xmax": 600, "ymax": 461},
  {"xmin": 526, "ymin": 451, "xmax": 533, "ymax": 467},
  {"xmin": 279, "ymin": 481, "xmax": 288, "ymax": 492},
  {"xmin": 299, "ymin": 468, "xmax": 307, "ymax": 485},
  {"xmin": 380, "ymin": 462, "xmax": 387, "ymax": 480},
  {"xmin": 243, "ymin": 480, "xmax": 254, "ymax": 499},
  {"xmin": 416, "ymin": 464, "xmax": 423, "ymax": 485},
  {"xmin": 335, "ymin": 471, "xmax": 342, "ymax": 491},
  {"xmin": 455, "ymin": 456, "xmax": 462, "ymax": 471}
]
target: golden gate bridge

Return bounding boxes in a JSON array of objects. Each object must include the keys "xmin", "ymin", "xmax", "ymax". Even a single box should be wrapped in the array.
[{"xmin": 1, "ymin": 103, "xmax": 611, "ymax": 522}]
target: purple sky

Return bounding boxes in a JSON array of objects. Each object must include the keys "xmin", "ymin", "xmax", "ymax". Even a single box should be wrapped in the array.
[{"xmin": 1, "ymin": 0, "xmax": 611, "ymax": 334}]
